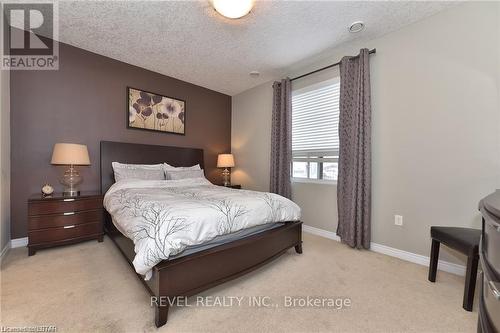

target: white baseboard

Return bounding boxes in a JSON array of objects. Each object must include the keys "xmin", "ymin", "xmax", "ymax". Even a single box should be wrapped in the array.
[
  {"xmin": 1, "ymin": 237, "xmax": 28, "ymax": 265},
  {"xmin": 0, "ymin": 237, "xmax": 29, "ymax": 265},
  {"xmin": 369, "ymin": 241, "xmax": 466, "ymax": 276},
  {"xmin": 10, "ymin": 237, "xmax": 28, "ymax": 248},
  {"xmin": 302, "ymin": 224, "xmax": 466, "ymax": 276},
  {"xmin": 302, "ymin": 224, "xmax": 340, "ymax": 241}
]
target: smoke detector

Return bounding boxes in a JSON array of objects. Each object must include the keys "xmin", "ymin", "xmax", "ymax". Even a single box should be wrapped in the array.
[{"xmin": 349, "ymin": 21, "xmax": 365, "ymax": 33}]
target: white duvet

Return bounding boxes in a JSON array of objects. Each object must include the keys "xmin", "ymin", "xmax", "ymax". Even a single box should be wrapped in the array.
[{"xmin": 103, "ymin": 178, "xmax": 301, "ymax": 279}]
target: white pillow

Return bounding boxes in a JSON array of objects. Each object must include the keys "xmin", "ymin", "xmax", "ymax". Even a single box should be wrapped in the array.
[
  {"xmin": 112, "ymin": 162, "xmax": 165, "ymax": 182},
  {"xmin": 166, "ymin": 169, "xmax": 205, "ymax": 180}
]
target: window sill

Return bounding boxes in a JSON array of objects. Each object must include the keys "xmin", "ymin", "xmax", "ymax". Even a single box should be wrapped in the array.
[{"xmin": 291, "ymin": 178, "xmax": 337, "ymax": 185}]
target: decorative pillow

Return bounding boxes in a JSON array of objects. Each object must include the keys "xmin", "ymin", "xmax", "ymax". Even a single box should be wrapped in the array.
[
  {"xmin": 166, "ymin": 169, "xmax": 205, "ymax": 180},
  {"xmin": 163, "ymin": 163, "xmax": 201, "ymax": 171},
  {"xmin": 112, "ymin": 162, "xmax": 165, "ymax": 182}
]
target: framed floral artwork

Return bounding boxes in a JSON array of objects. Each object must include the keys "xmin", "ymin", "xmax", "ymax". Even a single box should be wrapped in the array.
[{"xmin": 127, "ymin": 87, "xmax": 186, "ymax": 135}]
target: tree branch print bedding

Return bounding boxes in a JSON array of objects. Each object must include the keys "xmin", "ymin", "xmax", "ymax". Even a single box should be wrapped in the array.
[{"xmin": 103, "ymin": 178, "xmax": 301, "ymax": 279}]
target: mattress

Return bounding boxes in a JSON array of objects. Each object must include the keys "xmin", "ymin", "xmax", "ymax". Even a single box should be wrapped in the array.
[{"xmin": 170, "ymin": 222, "xmax": 285, "ymax": 259}]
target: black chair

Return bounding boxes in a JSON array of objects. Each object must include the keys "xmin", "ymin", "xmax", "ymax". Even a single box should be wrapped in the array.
[{"xmin": 428, "ymin": 226, "xmax": 481, "ymax": 311}]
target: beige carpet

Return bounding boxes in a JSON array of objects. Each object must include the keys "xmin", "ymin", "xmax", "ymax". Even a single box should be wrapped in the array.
[{"xmin": 1, "ymin": 233, "xmax": 477, "ymax": 332}]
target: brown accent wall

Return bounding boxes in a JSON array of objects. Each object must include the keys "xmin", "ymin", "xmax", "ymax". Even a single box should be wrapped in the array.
[{"xmin": 10, "ymin": 42, "xmax": 231, "ymax": 238}]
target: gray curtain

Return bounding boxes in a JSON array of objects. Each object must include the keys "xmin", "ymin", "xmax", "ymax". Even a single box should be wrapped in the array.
[
  {"xmin": 270, "ymin": 78, "xmax": 292, "ymax": 199},
  {"xmin": 336, "ymin": 49, "xmax": 372, "ymax": 249}
]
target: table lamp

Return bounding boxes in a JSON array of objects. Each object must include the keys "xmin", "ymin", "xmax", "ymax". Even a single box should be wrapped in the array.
[
  {"xmin": 51, "ymin": 143, "xmax": 91, "ymax": 196},
  {"xmin": 217, "ymin": 154, "xmax": 235, "ymax": 186}
]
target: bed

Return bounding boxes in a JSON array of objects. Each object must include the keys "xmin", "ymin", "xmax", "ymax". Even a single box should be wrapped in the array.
[{"xmin": 100, "ymin": 141, "xmax": 303, "ymax": 327}]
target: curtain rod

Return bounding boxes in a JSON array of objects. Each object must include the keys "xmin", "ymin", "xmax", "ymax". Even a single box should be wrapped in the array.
[{"xmin": 290, "ymin": 48, "xmax": 376, "ymax": 82}]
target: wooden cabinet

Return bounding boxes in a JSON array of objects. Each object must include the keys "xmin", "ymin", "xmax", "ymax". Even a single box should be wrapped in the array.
[
  {"xmin": 478, "ymin": 191, "xmax": 500, "ymax": 333},
  {"xmin": 28, "ymin": 192, "xmax": 104, "ymax": 256}
]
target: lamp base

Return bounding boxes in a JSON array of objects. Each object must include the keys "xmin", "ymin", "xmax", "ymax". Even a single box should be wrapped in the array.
[
  {"xmin": 60, "ymin": 165, "xmax": 83, "ymax": 197},
  {"xmin": 63, "ymin": 189, "xmax": 80, "ymax": 197},
  {"xmin": 222, "ymin": 168, "xmax": 231, "ymax": 187}
]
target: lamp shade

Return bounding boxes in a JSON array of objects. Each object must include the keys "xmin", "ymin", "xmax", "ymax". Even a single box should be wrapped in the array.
[
  {"xmin": 51, "ymin": 143, "xmax": 91, "ymax": 165},
  {"xmin": 217, "ymin": 154, "xmax": 235, "ymax": 168}
]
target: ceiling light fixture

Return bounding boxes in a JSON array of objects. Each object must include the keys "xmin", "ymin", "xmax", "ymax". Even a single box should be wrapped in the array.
[
  {"xmin": 249, "ymin": 71, "xmax": 260, "ymax": 77},
  {"xmin": 211, "ymin": 0, "xmax": 254, "ymax": 19},
  {"xmin": 349, "ymin": 21, "xmax": 365, "ymax": 33}
]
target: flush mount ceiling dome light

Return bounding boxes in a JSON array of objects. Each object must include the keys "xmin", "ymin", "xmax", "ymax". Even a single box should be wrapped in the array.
[
  {"xmin": 349, "ymin": 21, "xmax": 365, "ymax": 33},
  {"xmin": 211, "ymin": 0, "xmax": 254, "ymax": 19}
]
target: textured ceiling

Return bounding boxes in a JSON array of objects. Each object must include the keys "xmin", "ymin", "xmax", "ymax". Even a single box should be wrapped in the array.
[{"xmin": 56, "ymin": 1, "xmax": 457, "ymax": 95}]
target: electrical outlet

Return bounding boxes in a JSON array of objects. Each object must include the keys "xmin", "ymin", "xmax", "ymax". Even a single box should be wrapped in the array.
[{"xmin": 394, "ymin": 215, "xmax": 403, "ymax": 226}]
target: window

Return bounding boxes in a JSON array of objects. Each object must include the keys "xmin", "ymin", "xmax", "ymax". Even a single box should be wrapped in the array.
[{"xmin": 291, "ymin": 78, "xmax": 339, "ymax": 182}]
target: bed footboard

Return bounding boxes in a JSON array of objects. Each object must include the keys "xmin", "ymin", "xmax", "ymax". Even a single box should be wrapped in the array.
[{"xmin": 152, "ymin": 221, "xmax": 302, "ymax": 327}]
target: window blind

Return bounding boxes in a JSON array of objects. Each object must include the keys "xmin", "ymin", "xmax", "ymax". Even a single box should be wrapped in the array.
[{"xmin": 292, "ymin": 80, "xmax": 340, "ymax": 160}]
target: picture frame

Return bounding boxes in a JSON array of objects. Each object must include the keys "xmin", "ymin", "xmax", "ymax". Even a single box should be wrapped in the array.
[{"xmin": 127, "ymin": 86, "xmax": 186, "ymax": 135}]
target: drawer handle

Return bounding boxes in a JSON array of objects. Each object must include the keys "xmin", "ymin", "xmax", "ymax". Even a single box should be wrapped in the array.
[
  {"xmin": 489, "ymin": 281, "xmax": 500, "ymax": 301},
  {"xmin": 63, "ymin": 212, "xmax": 75, "ymax": 216},
  {"xmin": 63, "ymin": 225, "xmax": 75, "ymax": 229},
  {"xmin": 63, "ymin": 198, "xmax": 75, "ymax": 202}
]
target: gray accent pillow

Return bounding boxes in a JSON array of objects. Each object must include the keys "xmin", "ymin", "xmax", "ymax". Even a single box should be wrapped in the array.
[
  {"xmin": 166, "ymin": 169, "xmax": 205, "ymax": 180},
  {"xmin": 163, "ymin": 163, "xmax": 201, "ymax": 172},
  {"xmin": 112, "ymin": 162, "xmax": 165, "ymax": 182}
]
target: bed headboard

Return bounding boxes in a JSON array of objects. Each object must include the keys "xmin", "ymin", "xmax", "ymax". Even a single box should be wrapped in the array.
[{"xmin": 100, "ymin": 141, "xmax": 204, "ymax": 193}]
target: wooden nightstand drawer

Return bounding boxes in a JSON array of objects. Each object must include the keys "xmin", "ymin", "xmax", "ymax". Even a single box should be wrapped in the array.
[
  {"xmin": 28, "ymin": 222, "xmax": 102, "ymax": 245},
  {"xmin": 28, "ymin": 209, "xmax": 103, "ymax": 230},
  {"xmin": 28, "ymin": 197, "xmax": 103, "ymax": 216}
]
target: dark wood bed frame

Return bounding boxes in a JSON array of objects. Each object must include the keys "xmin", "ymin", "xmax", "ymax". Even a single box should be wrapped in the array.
[{"xmin": 100, "ymin": 141, "xmax": 302, "ymax": 327}]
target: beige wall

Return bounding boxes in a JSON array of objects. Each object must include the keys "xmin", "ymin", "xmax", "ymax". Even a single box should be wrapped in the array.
[
  {"xmin": 1, "ymin": 68, "xmax": 11, "ymax": 252},
  {"xmin": 232, "ymin": 82, "xmax": 273, "ymax": 191},
  {"xmin": 291, "ymin": 182, "xmax": 337, "ymax": 232},
  {"xmin": 231, "ymin": 2, "xmax": 500, "ymax": 264}
]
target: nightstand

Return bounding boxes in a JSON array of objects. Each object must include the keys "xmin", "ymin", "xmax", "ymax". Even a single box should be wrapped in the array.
[{"xmin": 28, "ymin": 192, "xmax": 104, "ymax": 256}]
